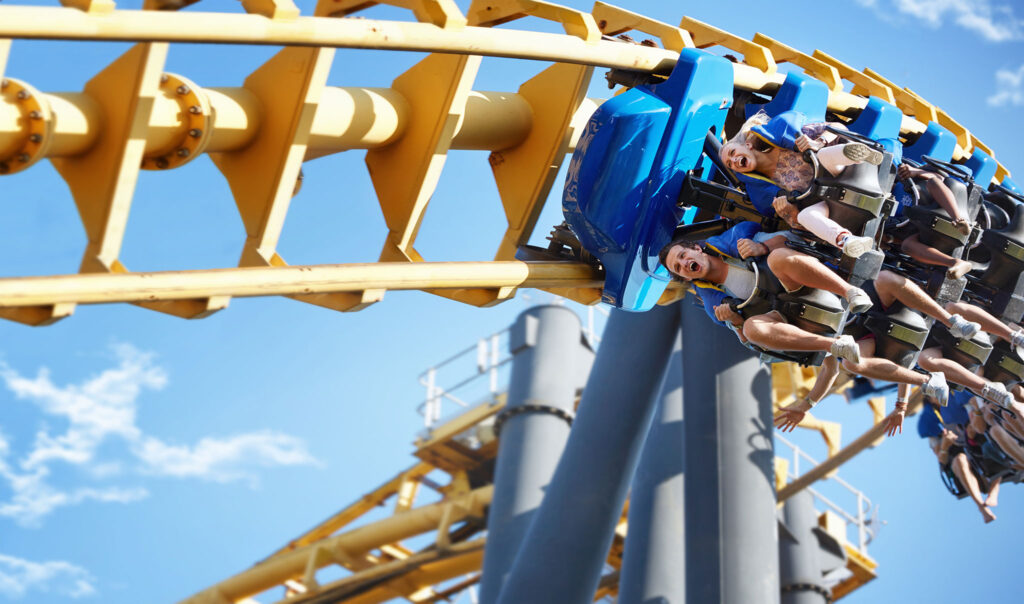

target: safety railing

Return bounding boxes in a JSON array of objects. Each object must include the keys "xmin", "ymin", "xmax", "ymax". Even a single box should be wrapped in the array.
[
  {"xmin": 775, "ymin": 433, "xmax": 879, "ymax": 555},
  {"xmin": 417, "ymin": 304, "xmax": 607, "ymax": 428}
]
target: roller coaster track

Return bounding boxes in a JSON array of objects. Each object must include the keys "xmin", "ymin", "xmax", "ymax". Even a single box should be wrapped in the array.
[
  {"xmin": 0, "ymin": 0, "xmax": 1012, "ymax": 325},
  {"xmin": 0, "ymin": 2, "xmax": 1000, "ymax": 602}
]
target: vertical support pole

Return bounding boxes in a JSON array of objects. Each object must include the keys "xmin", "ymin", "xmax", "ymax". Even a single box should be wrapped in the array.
[
  {"xmin": 618, "ymin": 331, "xmax": 685, "ymax": 604},
  {"xmin": 681, "ymin": 301, "xmax": 779, "ymax": 604},
  {"xmin": 479, "ymin": 305, "xmax": 593, "ymax": 603},
  {"xmin": 778, "ymin": 491, "xmax": 829, "ymax": 604},
  {"xmin": 495, "ymin": 304, "xmax": 679, "ymax": 604}
]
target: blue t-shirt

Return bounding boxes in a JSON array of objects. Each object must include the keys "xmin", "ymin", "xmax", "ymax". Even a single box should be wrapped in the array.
[{"xmin": 916, "ymin": 390, "xmax": 972, "ymax": 438}]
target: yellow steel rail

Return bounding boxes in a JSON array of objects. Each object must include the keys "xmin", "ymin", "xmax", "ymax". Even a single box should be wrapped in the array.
[{"xmin": 0, "ymin": 260, "xmax": 604, "ymax": 307}]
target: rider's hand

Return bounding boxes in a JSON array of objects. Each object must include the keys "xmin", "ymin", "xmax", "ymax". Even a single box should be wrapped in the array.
[
  {"xmin": 794, "ymin": 134, "xmax": 823, "ymax": 153},
  {"xmin": 737, "ymin": 238, "xmax": 768, "ymax": 259},
  {"xmin": 897, "ymin": 163, "xmax": 932, "ymax": 181},
  {"xmin": 774, "ymin": 398, "xmax": 812, "ymax": 432},
  {"xmin": 714, "ymin": 303, "xmax": 743, "ymax": 327},
  {"xmin": 772, "ymin": 196, "xmax": 801, "ymax": 227},
  {"xmin": 885, "ymin": 403, "xmax": 907, "ymax": 437}
]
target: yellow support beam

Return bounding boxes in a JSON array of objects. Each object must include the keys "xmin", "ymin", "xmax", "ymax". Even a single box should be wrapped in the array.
[
  {"xmin": 680, "ymin": 16, "xmax": 775, "ymax": 75},
  {"xmin": 182, "ymin": 486, "xmax": 493, "ymax": 603}
]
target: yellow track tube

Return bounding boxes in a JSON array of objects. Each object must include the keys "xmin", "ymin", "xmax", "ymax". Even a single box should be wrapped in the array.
[
  {"xmin": 182, "ymin": 486, "xmax": 493, "ymax": 603},
  {"xmin": 0, "ymin": 262, "xmax": 604, "ymax": 307}
]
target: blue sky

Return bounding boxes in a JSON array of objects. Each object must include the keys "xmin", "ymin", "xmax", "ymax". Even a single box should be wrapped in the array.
[{"xmin": 0, "ymin": 0, "xmax": 1022, "ymax": 601}]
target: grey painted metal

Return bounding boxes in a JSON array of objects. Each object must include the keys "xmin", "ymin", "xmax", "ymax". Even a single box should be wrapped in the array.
[
  {"xmin": 779, "ymin": 490, "xmax": 846, "ymax": 604},
  {"xmin": 618, "ymin": 330, "xmax": 685, "ymax": 604},
  {"xmin": 479, "ymin": 305, "xmax": 593, "ymax": 604},
  {"xmin": 495, "ymin": 303, "xmax": 680, "ymax": 604},
  {"xmin": 779, "ymin": 491, "xmax": 828, "ymax": 604},
  {"xmin": 681, "ymin": 301, "xmax": 779, "ymax": 604}
]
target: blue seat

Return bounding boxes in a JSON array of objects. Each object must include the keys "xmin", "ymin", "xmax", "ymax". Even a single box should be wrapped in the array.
[
  {"xmin": 904, "ymin": 121, "xmax": 957, "ymax": 164},
  {"xmin": 745, "ymin": 71, "xmax": 828, "ymax": 122},
  {"xmin": 964, "ymin": 149, "xmax": 998, "ymax": 187},
  {"xmin": 562, "ymin": 49, "xmax": 734, "ymax": 311}
]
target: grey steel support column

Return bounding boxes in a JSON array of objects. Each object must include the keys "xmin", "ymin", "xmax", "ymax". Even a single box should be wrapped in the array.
[
  {"xmin": 618, "ymin": 331, "xmax": 685, "ymax": 604},
  {"xmin": 478, "ymin": 305, "xmax": 593, "ymax": 603},
  {"xmin": 681, "ymin": 301, "xmax": 779, "ymax": 604},
  {"xmin": 778, "ymin": 491, "xmax": 828, "ymax": 604},
  {"xmin": 778, "ymin": 490, "xmax": 846, "ymax": 604},
  {"xmin": 495, "ymin": 304, "xmax": 680, "ymax": 604}
]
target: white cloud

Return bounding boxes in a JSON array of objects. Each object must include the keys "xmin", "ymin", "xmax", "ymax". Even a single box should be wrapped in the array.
[
  {"xmin": 857, "ymin": 0, "xmax": 1023, "ymax": 41},
  {"xmin": 988, "ymin": 64, "xmax": 1024, "ymax": 106},
  {"xmin": 0, "ymin": 344, "xmax": 319, "ymax": 526},
  {"xmin": 0, "ymin": 553, "xmax": 96, "ymax": 599},
  {"xmin": 135, "ymin": 432, "xmax": 319, "ymax": 484}
]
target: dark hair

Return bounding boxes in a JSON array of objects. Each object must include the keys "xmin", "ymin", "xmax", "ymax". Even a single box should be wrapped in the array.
[{"xmin": 658, "ymin": 238, "xmax": 703, "ymax": 282}]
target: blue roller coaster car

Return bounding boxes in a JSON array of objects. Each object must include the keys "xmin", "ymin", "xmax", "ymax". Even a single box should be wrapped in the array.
[{"xmin": 562, "ymin": 49, "xmax": 734, "ymax": 311}]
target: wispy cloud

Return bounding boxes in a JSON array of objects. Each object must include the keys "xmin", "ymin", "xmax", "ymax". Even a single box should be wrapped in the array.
[
  {"xmin": 0, "ymin": 344, "xmax": 319, "ymax": 526},
  {"xmin": 988, "ymin": 64, "xmax": 1024, "ymax": 106},
  {"xmin": 0, "ymin": 553, "xmax": 96, "ymax": 599},
  {"xmin": 855, "ymin": 0, "xmax": 1023, "ymax": 41}
]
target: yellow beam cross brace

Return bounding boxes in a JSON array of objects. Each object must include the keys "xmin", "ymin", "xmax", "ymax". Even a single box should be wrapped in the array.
[
  {"xmin": 211, "ymin": 46, "xmax": 380, "ymax": 312},
  {"xmin": 862, "ymin": 67, "xmax": 938, "ymax": 123},
  {"xmin": 680, "ymin": 16, "xmax": 775, "ymax": 75},
  {"xmin": 467, "ymin": 0, "xmax": 602, "ymax": 43},
  {"xmin": 811, "ymin": 50, "xmax": 894, "ymax": 104},
  {"xmin": 752, "ymin": 33, "xmax": 841, "ymax": 92},
  {"xmin": 591, "ymin": 2, "xmax": 694, "ymax": 52},
  {"xmin": 317, "ymin": 0, "xmax": 467, "ymax": 28}
]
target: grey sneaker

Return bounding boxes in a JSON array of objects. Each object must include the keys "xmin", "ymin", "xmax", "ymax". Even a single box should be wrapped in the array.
[
  {"xmin": 844, "ymin": 287, "xmax": 873, "ymax": 314},
  {"xmin": 949, "ymin": 314, "xmax": 980, "ymax": 340},
  {"xmin": 843, "ymin": 142, "xmax": 884, "ymax": 166},
  {"xmin": 981, "ymin": 382, "xmax": 1013, "ymax": 409},
  {"xmin": 829, "ymin": 335, "xmax": 862, "ymax": 364},
  {"xmin": 839, "ymin": 234, "xmax": 874, "ymax": 258},
  {"xmin": 922, "ymin": 372, "xmax": 949, "ymax": 407},
  {"xmin": 1012, "ymin": 330, "xmax": 1024, "ymax": 349}
]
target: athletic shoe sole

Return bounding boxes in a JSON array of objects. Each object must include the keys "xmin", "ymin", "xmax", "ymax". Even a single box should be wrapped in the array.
[{"xmin": 843, "ymin": 143, "xmax": 884, "ymax": 166}]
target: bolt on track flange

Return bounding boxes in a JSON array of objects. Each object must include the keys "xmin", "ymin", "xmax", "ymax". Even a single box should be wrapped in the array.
[
  {"xmin": 0, "ymin": 78, "xmax": 54, "ymax": 175},
  {"xmin": 141, "ymin": 72, "xmax": 213, "ymax": 171}
]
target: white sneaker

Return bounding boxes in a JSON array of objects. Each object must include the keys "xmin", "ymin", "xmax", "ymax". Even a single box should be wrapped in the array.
[
  {"xmin": 922, "ymin": 372, "xmax": 949, "ymax": 407},
  {"xmin": 829, "ymin": 335, "xmax": 862, "ymax": 364},
  {"xmin": 1012, "ymin": 330, "xmax": 1024, "ymax": 349},
  {"xmin": 844, "ymin": 287, "xmax": 873, "ymax": 314},
  {"xmin": 949, "ymin": 314, "xmax": 980, "ymax": 340},
  {"xmin": 981, "ymin": 382, "xmax": 1013, "ymax": 409},
  {"xmin": 839, "ymin": 234, "xmax": 874, "ymax": 258}
]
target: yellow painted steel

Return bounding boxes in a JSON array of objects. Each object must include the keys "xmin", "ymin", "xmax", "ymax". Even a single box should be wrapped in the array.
[
  {"xmin": 592, "ymin": 2, "xmax": 694, "ymax": 52},
  {"xmin": 0, "ymin": 260, "xmax": 604, "ymax": 307},
  {"xmin": 181, "ymin": 486, "xmax": 494, "ymax": 603}
]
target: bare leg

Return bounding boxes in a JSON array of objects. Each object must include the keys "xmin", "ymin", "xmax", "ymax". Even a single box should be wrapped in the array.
[
  {"xmin": 924, "ymin": 177, "xmax": 967, "ymax": 224},
  {"xmin": 873, "ymin": 270, "xmax": 953, "ymax": 325},
  {"xmin": 840, "ymin": 339, "xmax": 928, "ymax": 386},
  {"xmin": 945, "ymin": 301, "xmax": 1018, "ymax": 343},
  {"xmin": 951, "ymin": 452, "xmax": 996, "ymax": 523},
  {"xmin": 917, "ymin": 347, "xmax": 987, "ymax": 391},
  {"xmin": 901, "ymin": 234, "xmax": 972, "ymax": 278},
  {"xmin": 986, "ymin": 476, "xmax": 1002, "ymax": 507},
  {"xmin": 742, "ymin": 312, "xmax": 836, "ymax": 352},
  {"xmin": 768, "ymin": 248, "xmax": 852, "ymax": 296},
  {"xmin": 988, "ymin": 424, "xmax": 1024, "ymax": 468}
]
